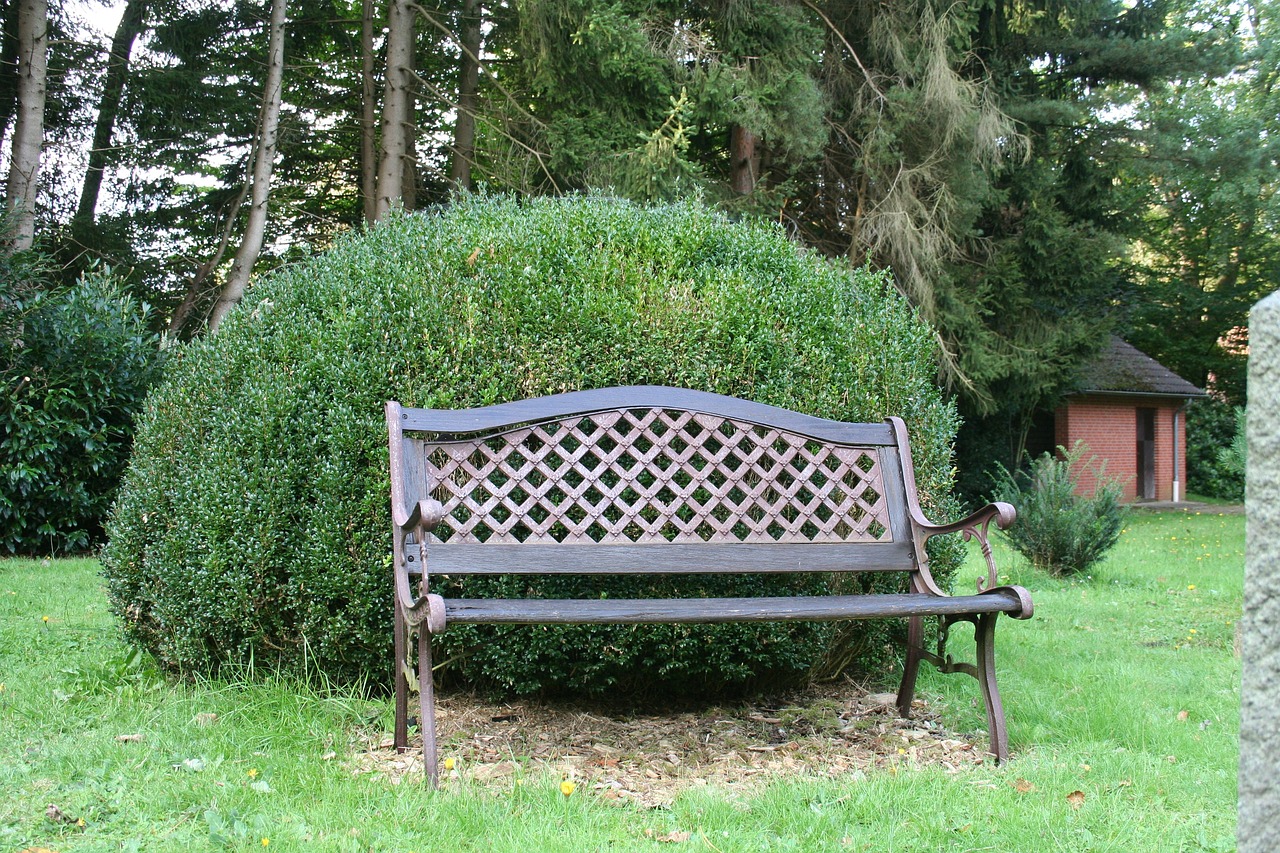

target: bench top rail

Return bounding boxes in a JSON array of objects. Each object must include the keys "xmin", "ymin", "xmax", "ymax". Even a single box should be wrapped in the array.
[{"xmin": 398, "ymin": 386, "xmax": 896, "ymax": 445}]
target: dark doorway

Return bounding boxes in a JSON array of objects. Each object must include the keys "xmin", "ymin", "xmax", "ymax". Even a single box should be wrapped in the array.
[{"xmin": 1137, "ymin": 408, "xmax": 1156, "ymax": 500}]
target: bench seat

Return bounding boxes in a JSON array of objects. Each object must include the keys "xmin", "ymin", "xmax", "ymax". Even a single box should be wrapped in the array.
[{"xmin": 439, "ymin": 591, "xmax": 1026, "ymax": 624}]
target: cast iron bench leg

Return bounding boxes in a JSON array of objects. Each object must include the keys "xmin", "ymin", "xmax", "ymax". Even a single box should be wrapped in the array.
[
  {"xmin": 394, "ymin": 601, "xmax": 409, "ymax": 752},
  {"xmin": 896, "ymin": 614, "xmax": 924, "ymax": 718},
  {"xmin": 896, "ymin": 612, "xmax": 1012, "ymax": 764},
  {"xmin": 976, "ymin": 611, "xmax": 1010, "ymax": 764},
  {"xmin": 419, "ymin": 629, "xmax": 440, "ymax": 787}
]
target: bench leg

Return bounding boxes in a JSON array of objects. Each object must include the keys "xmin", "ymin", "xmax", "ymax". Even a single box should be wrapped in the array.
[
  {"xmin": 896, "ymin": 614, "xmax": 924, "ymax": 718},
  {"xmin": 912, "ymin": 613, "xmax": 1012, "ymax": 764},
  {"xmin": 975, "ymin": 612, "xmax": 1010, "ymax": 764},
  {"xmin": 418, "ymin": 627, "xmax": 440, "ymax": 787},
  {"xmin": 394, "ymin": 600, "xmax": 409, "ymax": 752}
]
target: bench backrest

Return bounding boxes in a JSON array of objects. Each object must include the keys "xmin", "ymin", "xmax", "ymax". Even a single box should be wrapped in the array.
[{"xmin": 387, "ymin": 387, "xmax": 927, "ymax": 576}]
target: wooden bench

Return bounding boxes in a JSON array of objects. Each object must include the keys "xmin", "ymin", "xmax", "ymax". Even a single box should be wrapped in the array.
[{"xmin": 385, "ymin": 387, "xmax": 1033, "ymax": 785}]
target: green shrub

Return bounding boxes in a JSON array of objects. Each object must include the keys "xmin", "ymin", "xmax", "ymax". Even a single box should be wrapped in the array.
[
  {"xmin": 103, "ymin": 194, "xmax": 961, "ymax": 695},
  {"xmin": 990, "ymin": 442, "xmax": 1128, "ymax": 577},
  {"xmin": 1215, "ymin": 407, "xmax": 1246, "ymax": 500},
  {"xmin": 1186, "ymin": 398, "xmax": 1245, "ymax": 501},
  {"xmin": 1, "ymin": 270, "xmax": 164, "ymax": 555}
]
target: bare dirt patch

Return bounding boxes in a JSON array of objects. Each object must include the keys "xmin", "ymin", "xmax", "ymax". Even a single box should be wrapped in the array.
[{"xmin": 353, "ymin": 683, "xmax": 990, "ymax": 806}]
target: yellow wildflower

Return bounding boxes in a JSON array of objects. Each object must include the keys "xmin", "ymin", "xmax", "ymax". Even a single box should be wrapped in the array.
[
  {"xmin": 443, "ymin": 757, "xmax": 456, "ymax": 771},
  {"xmin": 560, "ymin": 779, "xmax": 576, "ymax": 797},
  {"xmin": 248, "ymin": 768, "xmax": 258, "ymax": 779}
]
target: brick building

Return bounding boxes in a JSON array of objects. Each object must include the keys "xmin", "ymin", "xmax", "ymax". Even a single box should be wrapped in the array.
[{"xmin": 1054, "ymin": 337, "xmax": 1206, "ymax": 503}]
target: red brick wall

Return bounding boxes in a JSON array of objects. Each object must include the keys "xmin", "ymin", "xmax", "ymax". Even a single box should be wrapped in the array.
[{"xmin": 1053, "ymin": 395, "xmax": 1189, "ymax": 502}]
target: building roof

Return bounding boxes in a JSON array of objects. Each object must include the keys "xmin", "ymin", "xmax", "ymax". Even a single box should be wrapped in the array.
[{"xmin": 1075, "ymin": 337, "xmax": 1206, "ymax": 399}]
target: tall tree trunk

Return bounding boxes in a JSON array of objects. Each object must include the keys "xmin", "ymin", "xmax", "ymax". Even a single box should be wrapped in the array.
[
  {"xmin": 400, "ymin": 23, "xmax": 416, "ymax": 210},
  {"xmin": 374, "ymin": 0, "xmax": 413, "ymax": 219},
  {"xmin": 729, "ymin": 124, "xmax": 758, "ymax": 196},
  {"xmin": 166, "ymin": 182, "xmax": 248, "ymax": 339},
  {"xmin": 448, "ymin": 0, "xmax": 481, "ymax": 191},
  {"xmin": 4, "ymin": 0, "xmax": 46, "ymax": 251},
  {"xmin": 360, "ymin": 0, "xmax": 377, "ymax": 223},
  {"xmin": 74, "ymin": 0, "xmax": 147, "ymax": 228},
  {"xmin": 207, "ymin": 0, "xmax": 286, "ymax": 332},
  {"xmin": 402, "ymin": 106, "xmax": 417, "ymax": 210},
  {"xmin": 0, "ymin": 1, "xmax": 22, "ymax": 155}
]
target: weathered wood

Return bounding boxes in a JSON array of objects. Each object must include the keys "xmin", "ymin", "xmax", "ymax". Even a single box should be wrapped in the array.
[
  {"xmin": 442, "ymin": 590, "xmax": 1025, "ymax": 624},
  {"xmin": 410, "ymin": 541, "xmax": 917, "ymax": 575},
  {"xmin": 399, "ymin": 385, "xmax": 896, "ymax": 445}
]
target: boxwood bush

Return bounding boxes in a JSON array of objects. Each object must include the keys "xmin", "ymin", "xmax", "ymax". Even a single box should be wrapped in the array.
[{"xmin": 103, "ymin": 194, "xmax": 962, "ymax": 696}]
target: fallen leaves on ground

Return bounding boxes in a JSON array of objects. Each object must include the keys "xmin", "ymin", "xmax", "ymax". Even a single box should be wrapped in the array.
[
  {"xmin": 655, "ymin": 830, "xmax": 691, "ymax": 843},
  {"xmin": 352, "ymin": 683, "xmax": 989, "ymax": 806},
  {"xmin": 1067, "ymin": 790, "xmax": 1086, "ymax": 809},
  {"xmin": 44, "ymin": 804, "xmax": 74, "ymax": 824}
]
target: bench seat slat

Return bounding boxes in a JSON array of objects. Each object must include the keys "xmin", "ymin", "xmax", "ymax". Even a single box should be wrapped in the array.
[
  {"xmin": 441, "ymin": 590, "xmax": 1024, "ymax": 624},
  {"xmin": 418, "ymin": 542, "xmax": 918, "ymax": 575}
]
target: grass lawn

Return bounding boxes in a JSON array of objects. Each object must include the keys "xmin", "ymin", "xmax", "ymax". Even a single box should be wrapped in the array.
[{"xmin": 0, "ymin": 510, "xmax": 1241, "ymax": 851}]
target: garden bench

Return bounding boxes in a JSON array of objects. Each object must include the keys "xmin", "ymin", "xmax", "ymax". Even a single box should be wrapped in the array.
[{"xmin": 385, "ymin": 387, "xmax": 1034, "ymax": 785}]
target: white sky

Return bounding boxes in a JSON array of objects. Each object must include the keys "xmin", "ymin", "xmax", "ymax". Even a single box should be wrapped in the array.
[{"xmin": 73, "ymin": 0, "xmax": 125, "ymax": 37}]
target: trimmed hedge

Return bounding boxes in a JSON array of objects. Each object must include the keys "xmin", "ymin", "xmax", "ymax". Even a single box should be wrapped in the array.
[{"xmin": 103, "ymin": 194, "xmax": 962, "ymax": 695}]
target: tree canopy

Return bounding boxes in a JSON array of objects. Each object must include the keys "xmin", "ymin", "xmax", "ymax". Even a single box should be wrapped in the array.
[{"xmin": 3, "ymin": 0, "xmax": 1273, "ymax": 470}]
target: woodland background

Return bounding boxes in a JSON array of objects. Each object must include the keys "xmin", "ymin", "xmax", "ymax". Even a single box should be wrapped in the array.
[{"xmin": 1, "ymin": 0, "xmax": 1273, "ymax": 521}]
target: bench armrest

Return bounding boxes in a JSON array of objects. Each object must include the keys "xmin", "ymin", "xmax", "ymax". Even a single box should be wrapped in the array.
[
  {"xmin": 394, "ymin": 532, "xmax": 447, "ymax": 634},
  {"xmin": 913, "ymin": 502, "xmax": 1032, "ymax": 618},
  {"xmin": 912, "ymin": 501, "xmax": 1016, "ymax": 539},
  {"xmin": 886, "ymin": 417, "xmax": 1026, "ymax": 611},
  {"xmin": 393, "ymin": 497, "xmax": 446, "ymax": 533},
  {"xmin": 915, "ymin": 500, "xmax": 1016, "ymax": 590}
]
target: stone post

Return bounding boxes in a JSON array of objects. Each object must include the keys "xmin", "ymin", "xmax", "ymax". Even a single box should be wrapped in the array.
[{"xmin": 1241, "ymin": 291, "xmax": 1280, "ymax": 850}]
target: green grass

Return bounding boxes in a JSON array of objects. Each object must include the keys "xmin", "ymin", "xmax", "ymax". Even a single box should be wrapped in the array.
[
  {"xmin": 1183, "ymin": 493, "xmax": 1241, "ymax": 507},
  {"xmin": 0, "ymin": 511, "xmax": 1241, "ymax": 851}
]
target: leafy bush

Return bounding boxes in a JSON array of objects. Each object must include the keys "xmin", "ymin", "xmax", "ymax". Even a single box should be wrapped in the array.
[
  {"xmin": 1182, "ymin": 397, "xmax": 1244, "ymax": 499},
  {"xmin": 1, "ymin": 270, "xmax": 165, "ymax": 555},
  {"xmin": 1186, "ymin": 399, "xmax": 1245, "ymax": 502},
  {"xmin": 103, "ymin": 194, "xmax": 962, "ymax": 695},
  {"xmin": 990, "ymin": 442, "xmax": 1128, "ymax": 577},
  {"xmin": 1215, "ymin": 408, "xmax": 1246, "ymax": 500}
]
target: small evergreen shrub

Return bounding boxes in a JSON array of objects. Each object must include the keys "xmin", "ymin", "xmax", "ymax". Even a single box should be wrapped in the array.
[
  {"xmin": 103, "ymin": 194, "xmax": 962, "ymax": 695},
  {"xmin": 990, "ymin": 442, "xmax": 1128, "ymax": 577},
  {"xmin": 1, "ymin": 270, "xmax": 164, "ymax": 554}
]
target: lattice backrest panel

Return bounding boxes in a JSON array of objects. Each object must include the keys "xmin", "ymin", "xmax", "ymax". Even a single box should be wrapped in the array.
[{"xmin": 419, "ymin": 407, "xmax": 892, "ymax": 545}]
